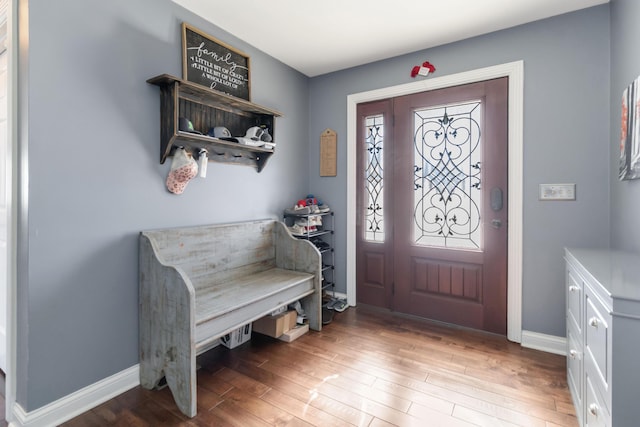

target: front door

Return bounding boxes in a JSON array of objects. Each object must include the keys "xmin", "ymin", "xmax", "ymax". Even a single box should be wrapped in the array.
[{"xmin": 356, "ymin": 78, "xmax": 508, "ymax": 335}]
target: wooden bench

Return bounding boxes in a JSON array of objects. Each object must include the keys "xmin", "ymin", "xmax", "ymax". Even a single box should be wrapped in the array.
[{"xmin": 138, "ymin": 219, "xmax": 322, "ymax": 417}]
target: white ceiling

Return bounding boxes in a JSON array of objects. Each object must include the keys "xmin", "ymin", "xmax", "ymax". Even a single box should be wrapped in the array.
[{"xmin": 173, "ymin": 0, "xmax": 608, "ymax": 77}]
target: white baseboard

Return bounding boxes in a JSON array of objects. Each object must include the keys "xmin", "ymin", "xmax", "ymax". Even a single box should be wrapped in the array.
[
  {"xmin": 521, "ymin": 330, "xmax": 566, "ymax": 356},
  {"xmin": 10, "ymin": 365, "xmax": 140, "ymax": 427}
]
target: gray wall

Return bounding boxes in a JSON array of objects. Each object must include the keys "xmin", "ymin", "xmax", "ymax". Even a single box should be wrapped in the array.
[
  {"xmin": 610, "ymin": 0, "xmax": 640, "ymax": 251},
  {"xmin": 308, "ymin": 6, "xmax": 611, "ymax": 338},
  {"xmin": 20, "ymin": 0, "xmax": 310, "ymax": 411}
]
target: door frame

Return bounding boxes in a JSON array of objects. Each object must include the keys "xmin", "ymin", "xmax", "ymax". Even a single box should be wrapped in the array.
[
  {"xmin": 5, "ymin": 0, "xmax": 21, "ymax": 422},
  {"xmin": 346, "ymin": 61, "xmax": 524, "ymax": 343}
]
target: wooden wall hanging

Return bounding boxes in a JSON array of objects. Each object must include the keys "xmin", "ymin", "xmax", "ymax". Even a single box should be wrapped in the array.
[{"xmin": 320, "ymin": 128, "xmax": 337, "ymax": 177}]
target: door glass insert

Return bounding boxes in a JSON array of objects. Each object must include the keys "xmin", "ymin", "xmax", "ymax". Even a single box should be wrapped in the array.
[
  {"xmin": 413, "ymin": 101, "xmax": 482, "ymax": 249},
  {"xmin": 364, "ymin": 114, "xmax": 385, "ymax": 242}
]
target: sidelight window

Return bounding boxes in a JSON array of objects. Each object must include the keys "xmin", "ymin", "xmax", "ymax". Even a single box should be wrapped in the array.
[{"xmin": 364, "ymin": 114, "xmax": 385, "ymax": 243}]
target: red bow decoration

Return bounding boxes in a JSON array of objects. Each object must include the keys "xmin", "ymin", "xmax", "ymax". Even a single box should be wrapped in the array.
[{"xmin": 411, "ymin": 61, "xmax": 436, "ymax": 78}]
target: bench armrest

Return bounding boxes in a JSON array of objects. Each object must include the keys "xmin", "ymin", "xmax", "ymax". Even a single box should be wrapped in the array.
[
  {"xmin": 139, "ymin": 232, "xmax": 197, "ymax": 416},
  {"xmin": 273, "ymin": 221, "xmax": 322, "ymax": 330},
  {"xmin": 273, "ymin": 221, "xmax": 322, "ymax": 274}
]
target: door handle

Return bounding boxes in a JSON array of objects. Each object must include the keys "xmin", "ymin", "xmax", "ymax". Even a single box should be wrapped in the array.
[
  {"xmin": 491, "ymin": 219, "xmax": 502, "ymax": 229},
  {"xmin": 490, "ymin": 187, "xmax": 503, "ymax": 211}
]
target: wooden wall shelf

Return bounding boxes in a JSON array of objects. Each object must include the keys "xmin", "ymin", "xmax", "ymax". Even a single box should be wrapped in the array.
[{"xmin": 147, "ymin": 74, "xmax": 282, "ymax": 172}]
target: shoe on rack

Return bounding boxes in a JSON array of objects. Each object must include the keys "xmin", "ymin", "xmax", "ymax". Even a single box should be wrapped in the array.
[
  {"xmin": 309, "ymin": 215, "xmax": 323, "ymax": 226},
  {"xmin": 311, "ymin": 238, "xmax": 330, "ymax": 250},
  {"xmin": 285, "ymin": 206, "xmax": 310, "ymax": 215},
  {"xmin": 288, "ymin": 224, "xmax": 306, "ymax": 236},
  {"xmin": 332, "ymin": 299, "xmax": 348, "ymax": 312},
  {"xmin": 318, "ymin": 204, "xmax": 331, "ymax": 213},
  {"xmin": 295, "ymin": 219, "xmax": 317, "ymax": 233},
  {"xmin": 285, "ymin": 199, "xmax": 311, "ymax": 215},
  {"xmin": 328, "ymin": 298, "xmax": 341, "ymax": 309}
]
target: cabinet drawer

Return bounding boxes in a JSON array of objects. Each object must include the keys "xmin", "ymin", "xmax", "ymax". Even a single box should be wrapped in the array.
[
  {"xmin": 585, "ymin": 294, "xmax": 609, "ymax": 381},
  {"xmin": 585, "ymin": 373, "xmax": 610, "ymax": 427},
  {"xmin": 566, "ymin": 326, "xmax": 583, "ymax": 419},
  {"xmin": 566, "ymin": 267, "xmax": 583, "ymax": 334},
  {"xmin": 584, "ymin": 291, "xmax": 611, "ymax": 411}
]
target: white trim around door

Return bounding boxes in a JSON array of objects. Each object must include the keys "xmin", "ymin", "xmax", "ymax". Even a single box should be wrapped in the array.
[{"xmin": 346, "ymin": 61, "xmax": 524, "ymax": 343}]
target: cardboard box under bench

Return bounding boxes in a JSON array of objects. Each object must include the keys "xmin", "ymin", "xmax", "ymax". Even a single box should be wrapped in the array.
[
  {"xmin": 220, "ymin": 323, "xmax": 252, "ymax": 349},
  {"xmin": 278, "ymin": 324, "xmax": 309, "ymax": 342},
  {"xmin": 252, "ymin": 310, "xmax": 297, "ymax": 338}
]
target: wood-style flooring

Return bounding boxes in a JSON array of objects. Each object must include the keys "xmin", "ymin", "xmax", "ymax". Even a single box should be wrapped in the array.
[{"xmin": 63, "ymin": 305, "xmax": 577, "ymax": 426}]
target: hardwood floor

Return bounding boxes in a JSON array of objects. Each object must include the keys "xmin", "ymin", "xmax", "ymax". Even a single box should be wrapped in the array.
[{"xmin": 63, "ymin": 306, "xmax": 577, "ymax": 426}]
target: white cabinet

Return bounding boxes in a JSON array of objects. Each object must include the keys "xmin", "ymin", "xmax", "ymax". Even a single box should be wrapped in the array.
[{"xmin": 565, "ymin": 248, "xmax": 640, "ymax": 427}]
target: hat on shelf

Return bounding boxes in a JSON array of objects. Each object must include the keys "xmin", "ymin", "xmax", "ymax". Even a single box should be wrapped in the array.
[
  {"xmin": 259, "ymin": 125, "xmax": 273, "ymax": 142},
  {"xmin": 207, "ymin": 126, "xmax": 232, "ymax": 138},
  {"xmin": 178, "ymin": 117, "xmax": 202, "ymax": 134},
  {"xmin": 244, "ymin": 126, "xmax": 265, "ymax": 142},
  {"xmin": 206, "ymin": 126, "xmax": 271, "ymax": 148}
]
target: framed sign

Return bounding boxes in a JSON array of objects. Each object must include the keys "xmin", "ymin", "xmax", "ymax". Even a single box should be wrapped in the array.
[{"xmin": 181, "ymin": 23, "xmax": 251, "ymax": 101}]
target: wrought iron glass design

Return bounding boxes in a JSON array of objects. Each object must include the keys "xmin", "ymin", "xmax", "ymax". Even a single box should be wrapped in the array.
[
  {"xmin": 364, "ymin": 114, "xmax": 385, "ymax": 242},
  {"xmin": 413, "ymin": 101, "xmax": 482, "ymax": 249}
]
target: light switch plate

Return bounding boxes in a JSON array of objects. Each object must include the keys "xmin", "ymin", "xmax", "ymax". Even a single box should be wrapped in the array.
[{"xmin": 539, "ymin": 183, "xmax": 576, "ymax": 201}]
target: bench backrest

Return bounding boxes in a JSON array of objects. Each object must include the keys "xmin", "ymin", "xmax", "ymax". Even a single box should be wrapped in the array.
[{"xmin": 142, "ymin": 219, "xmax": 278, "ymax": 291}]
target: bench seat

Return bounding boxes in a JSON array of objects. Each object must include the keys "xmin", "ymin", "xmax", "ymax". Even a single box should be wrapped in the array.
[{"xmin": 194, "ymin": 268, "xmax": 314, "ymax": 350}]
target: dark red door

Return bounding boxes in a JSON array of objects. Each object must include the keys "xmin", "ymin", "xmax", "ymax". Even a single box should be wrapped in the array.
[
  {"xmin": 355, "ymin": 99, "xmax": 394, "ymax": 309},
  {"xmin": 356, "ymin": 78, "xmax": 508, "ymax": 334}
]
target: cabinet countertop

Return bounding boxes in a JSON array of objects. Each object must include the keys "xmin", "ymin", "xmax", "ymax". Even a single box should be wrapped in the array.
[{"xmin": 565, "ymin": 247, "xmax": 640, "ymax": 303}]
